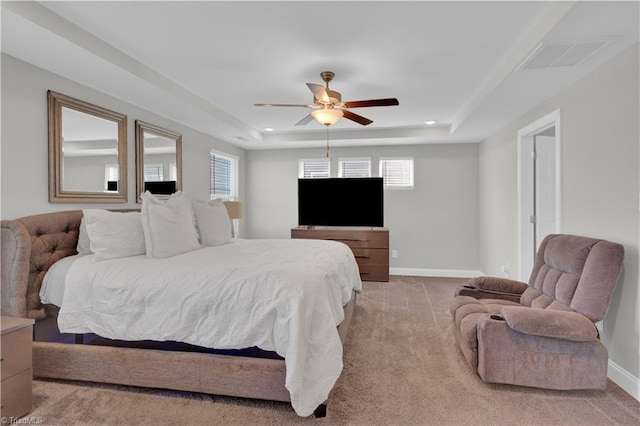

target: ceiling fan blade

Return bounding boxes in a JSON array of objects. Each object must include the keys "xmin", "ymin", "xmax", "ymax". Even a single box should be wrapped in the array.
[
  {"xmin": 295, "ymin": 114, "xmax": 315, "ymax": 126},
  {"xmin": 343, "ymin": 109, "xmax": 373, "ymax": 126},
  {"xmin": 254, "ymin": 103, "xmax": 314, "ymax": 108},
  {"xmin": 343, "ymin": 98, "xmax": 399, "ymax": 108},
  {"xmin": 306, "ymin": 83, "xmax": 330, "ymax": 103}
]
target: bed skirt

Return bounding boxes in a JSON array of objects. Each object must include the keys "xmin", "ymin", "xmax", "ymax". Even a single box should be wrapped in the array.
[{"xmin": 32, "ymin": 292, "xmax": 356, "ymax": 404}]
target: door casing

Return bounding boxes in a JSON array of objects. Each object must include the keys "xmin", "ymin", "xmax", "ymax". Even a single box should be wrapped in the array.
[{"xmin": 517, "ymin": 109, "xmax": 562, "ymax": 281}]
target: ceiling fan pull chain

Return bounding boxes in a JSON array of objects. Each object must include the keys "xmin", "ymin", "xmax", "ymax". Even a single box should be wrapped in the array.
[{"xmin": 326, "ymin": 126, "xmax": 330, "ymax": 158}]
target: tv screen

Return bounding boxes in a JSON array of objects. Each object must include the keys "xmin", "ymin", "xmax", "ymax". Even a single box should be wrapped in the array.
[
  {"xmin": 144, "ymin": 181, "xmax": 177, "ymax": 195},
  {"xmin": 298, "ymin": 178, "xmax": 384, "ymax": 227}
]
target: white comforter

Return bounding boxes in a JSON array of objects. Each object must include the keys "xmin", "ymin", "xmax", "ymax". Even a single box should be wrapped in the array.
[{"xmin": 57, "ymin": 238, "xmax": 362, "ymax": 416}]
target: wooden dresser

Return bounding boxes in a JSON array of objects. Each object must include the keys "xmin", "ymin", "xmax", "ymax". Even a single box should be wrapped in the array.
[
  {"xmin": 291, "ymin": 226, "xmax": 389, "ymax": 282},
  {"xmin": 1, "ymin": 316, "xmax": 35, "ymax": 420}
]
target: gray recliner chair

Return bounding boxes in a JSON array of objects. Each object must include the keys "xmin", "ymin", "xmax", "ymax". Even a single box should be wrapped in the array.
[{"xmin": 450, "ymin": 234, "xmax": 624, "ymax": 390}]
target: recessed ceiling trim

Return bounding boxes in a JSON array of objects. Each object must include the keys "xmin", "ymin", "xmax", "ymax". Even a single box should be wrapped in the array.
[
  {"xmin": 3, "ymin": 1, "xmax": 262, "ymax": 143},
  {"xmin": 449, "ymin": 1, "xmax": 577, "ymax": 135}
]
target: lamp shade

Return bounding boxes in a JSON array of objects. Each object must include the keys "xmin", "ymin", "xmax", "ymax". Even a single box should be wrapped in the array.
[
  {"xmin": 223, "ymin": 201, "xmax": 243, "ymax": 220},
  {"xmin": 311, "ymin": 109, "xmax": 343, "ymax": 126}
]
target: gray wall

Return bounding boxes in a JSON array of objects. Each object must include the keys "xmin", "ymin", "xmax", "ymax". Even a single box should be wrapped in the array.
[
  {"xmin": 63, "ymin": 154, "xmax": 119, "ymax": 192},
  {"xmin": 245, "ymin": 143, "xmax": 480, "ymax": 272},
  {"xmin": 479, "ymin": 44, "xmax": 639, "ymax": 379},
  {"xmin": 0, "ymin": 54, "xmax": 245, "ymax": 220}
]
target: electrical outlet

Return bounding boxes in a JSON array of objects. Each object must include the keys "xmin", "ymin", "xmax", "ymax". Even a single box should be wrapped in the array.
[{"xmin": 391, "ymin": 250, "xmax": 398, "ymax": 258}]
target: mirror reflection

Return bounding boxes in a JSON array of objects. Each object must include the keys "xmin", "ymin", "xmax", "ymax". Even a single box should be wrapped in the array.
[
  {"xmin": 61, "ymin": 107, "xmax": 119, "ymax": 192},
  {"xmin": 48, "ymin": 90, "xmax": 128, "ymax": 203},
  {"xmin": 135, "ymin": 121, "xmax": 182, "ymax": 202}
]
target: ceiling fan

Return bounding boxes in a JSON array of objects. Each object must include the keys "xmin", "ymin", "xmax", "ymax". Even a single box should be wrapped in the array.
[{"xmin": 254, "ymin": 71, "xmax": 399, "ymax": 127}]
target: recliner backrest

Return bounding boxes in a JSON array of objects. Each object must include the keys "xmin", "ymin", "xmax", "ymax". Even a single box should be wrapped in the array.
[{"xmin": 522, "ymin": 234, "xmax": 624, "ymax": 321}]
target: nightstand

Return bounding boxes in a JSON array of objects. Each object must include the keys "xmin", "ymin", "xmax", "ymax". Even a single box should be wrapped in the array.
[{"xmin": 1, "ymin": 316, "xmax": 35, "ymax": 420}]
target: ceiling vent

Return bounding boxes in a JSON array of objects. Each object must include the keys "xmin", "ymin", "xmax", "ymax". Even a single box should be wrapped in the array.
[{"xmin": 516, "ymin": 37, "xmax": 617, "ymax": 71}]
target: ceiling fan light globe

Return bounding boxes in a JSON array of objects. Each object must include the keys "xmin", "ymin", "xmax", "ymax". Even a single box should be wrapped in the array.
[{"xmin": 311, "ymin": 109, "xmax": 343, "ymax": 126}]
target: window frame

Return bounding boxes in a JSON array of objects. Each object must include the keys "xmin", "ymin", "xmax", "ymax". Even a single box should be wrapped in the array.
[
  {"xmin": 379, "ymin": 157, "xmax": 414, "ymax": 190},
  {"xmin": 338, "ymin": 157, "xmax": 372, "ymax": 178},
  {"xmin": 210, "ymin": 149, "xmax": 239, "ymax": 200},
  {"xmin": 299, "ymin": 158, "xmax": 331, "ymax": 179}
]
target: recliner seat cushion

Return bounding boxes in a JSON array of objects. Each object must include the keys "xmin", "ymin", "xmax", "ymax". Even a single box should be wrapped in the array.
[{"xmin": 450, "ymin": 297, "xmax": 520, "ymax": 368}]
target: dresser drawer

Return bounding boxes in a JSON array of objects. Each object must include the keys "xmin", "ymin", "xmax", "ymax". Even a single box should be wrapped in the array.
[
  {"xmin": 351, "ymin": 248, "xmax": 389, "ymax": 265},
  {"xmin": 358, "ymin": 264, "xmax": 389, "ymax": 282},
  {"xmin": 1, "ymin": 326, "xmax": 32, "ymax": 379},
  {"xmin": 1, "ymin": 368, "xmax": 33, "ymax": 420},
  {"xmin": 292, "ymin": 229, "xmax": 388, "ymax": 249}
]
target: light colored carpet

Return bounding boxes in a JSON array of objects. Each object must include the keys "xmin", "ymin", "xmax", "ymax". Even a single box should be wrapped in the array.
[{"xmin": 28, "ymin": 276, "xmax": 640, "ymax": 425}]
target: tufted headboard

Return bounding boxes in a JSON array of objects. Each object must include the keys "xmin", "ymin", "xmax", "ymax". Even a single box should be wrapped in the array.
[
  {"xmin": 2, "ymin": 210, "xmax": 83, "ymax": 319},
  {"xmin": 1, "ymin": 210, "xmax": 136, "ymax": 320}
]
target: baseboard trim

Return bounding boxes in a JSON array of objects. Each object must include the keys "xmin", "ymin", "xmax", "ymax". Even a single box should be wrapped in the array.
[
  {"xmin": 608, "ymin": 359, "xmax": 640, "ymax": 401},
  {"xmin": 389, "ymin": 267, "xmax": 484, "ymax": 278}
]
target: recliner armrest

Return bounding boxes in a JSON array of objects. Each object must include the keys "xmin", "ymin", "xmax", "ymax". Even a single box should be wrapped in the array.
[
  {"xmin": 455, "ymin": 276, "xmax": 528, "ymax": 302},
  {"xmin": 469, "ymin": 276, "xmax": 529, "ymax": 294},
  {"xmin": 500, "ymin": 306, "xmax": 598, "ymax": 342}
]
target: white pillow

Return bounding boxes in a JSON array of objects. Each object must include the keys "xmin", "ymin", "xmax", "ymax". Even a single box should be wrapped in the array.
[
  {"xmin": 83, "ymin": 210, "xmax": 146, "ymax": 260},
  {"xmin": 141, "ymin": 191, "xmax": 200, "ymax": 258},
  {"xmin": 76, "ymin": 217, "xmax": 92, "ymax": 254},
  {"xmin": 192, "ymin": 198, "xmax": 232, "ymax": 247}
]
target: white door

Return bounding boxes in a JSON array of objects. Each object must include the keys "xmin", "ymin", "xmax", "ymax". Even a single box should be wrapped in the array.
[
  {"xmin": 517, "ymin": 110, "xmax": 561, "ymax": 280},
  {"xmin": 534, "ymin": 135, "xmax": 557, "ymax": 250}
]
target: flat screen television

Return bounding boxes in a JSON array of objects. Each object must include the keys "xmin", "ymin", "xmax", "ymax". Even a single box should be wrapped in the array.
[
  {"xmin": 298, "ymin": 177, "xmax": 384, "ymax": 227},
  {"xmin": 144, "ymin": 181, "xmax": 177, "ymax": 195}
]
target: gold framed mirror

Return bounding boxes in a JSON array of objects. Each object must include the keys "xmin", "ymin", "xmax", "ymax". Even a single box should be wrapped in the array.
[
  {"xmin": 135, "ymin": 120, "xmax": 182, "ymax": 203},
  {"xmin": 48, "ymin": 90, "xmax": 128, "ymax": 203}
]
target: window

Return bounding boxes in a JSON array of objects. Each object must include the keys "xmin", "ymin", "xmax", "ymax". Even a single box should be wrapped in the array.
[
  {"xmin": 144, "ymin": 164, "xmax": 164, "ymax": 182},
  {"xmin": 104, "ymin": 164, "xmax": 118, "ymax": 191},
  {"xmin": 210, "ymin": 151, "xmax": 238, "ymax": 199},
  {"xmin": 299, "ymin": 158, "xmax": 330, "ymax": 178},
  {"xmin": 379, "ymin": 157, "xmax": 414, "ymax": 189},
  {"xmin": 338, "ymin": 158, "xmax": 371, "ymax": 178},
  {"xmin": 169, "ymin": 163, "xmax": 177, "ymax": 181}
]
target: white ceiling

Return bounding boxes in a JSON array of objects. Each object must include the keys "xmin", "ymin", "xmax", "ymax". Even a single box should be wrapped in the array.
[{"xmin": 2, "ymin": 1, "xmax": 638, "ymax": 150}]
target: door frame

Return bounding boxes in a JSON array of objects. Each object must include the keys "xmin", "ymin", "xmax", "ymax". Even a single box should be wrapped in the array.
[{"xmin": 517, "ymin": 109, "xmax": 562, "ymax": 280}]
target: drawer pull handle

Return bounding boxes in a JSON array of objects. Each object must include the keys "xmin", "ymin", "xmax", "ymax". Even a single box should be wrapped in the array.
[
  {"xmin": 355, "ymin": 255, "xmax": 370, "ymax": 259},
  {"xmin": 326, "ymin": 238, "xmax": 368, "ymax": 242}
]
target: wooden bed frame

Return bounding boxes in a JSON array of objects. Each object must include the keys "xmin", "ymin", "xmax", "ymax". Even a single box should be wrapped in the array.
[{"xmin": 1, "ymin": 210, "xmax": 356, "ymax": 417}]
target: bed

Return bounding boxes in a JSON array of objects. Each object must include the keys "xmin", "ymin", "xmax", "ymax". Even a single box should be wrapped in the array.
[{"xmin": 0, "ymin": 209, "xmax": 360, "ymax": 417}]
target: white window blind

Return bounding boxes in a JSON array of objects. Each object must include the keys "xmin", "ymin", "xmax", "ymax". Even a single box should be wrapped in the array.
[
  {"xmin": 379, "ymin": 157, "xmax": 414, "ymax": 189},
  {"xmin": 169, "ymin": 163, "xmax": 177, "ymax": 181},
  {"xmin": 144, "ymin": 164, "xmax": 164, "ymax": 182},
  {"xmin": 299, "ymin": 158, "xmax": 330, "ymax": 178},
  {"xmin": 210, "ymin": 152, "xmax": 235, "ymax": 197},
  {"xmin": 338, "ymin": 158, "xmax": 371, "ymax": 177}
]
